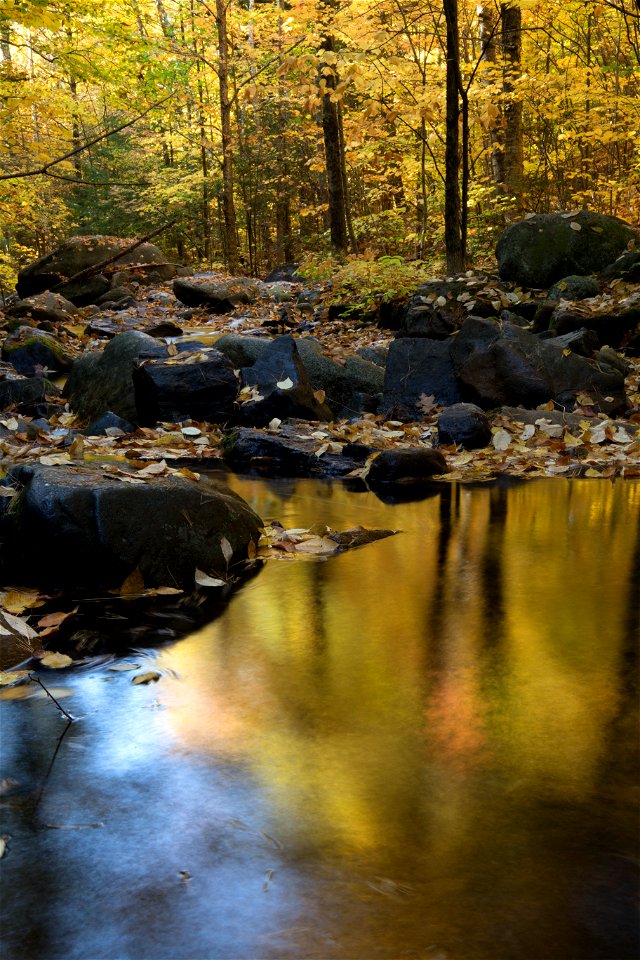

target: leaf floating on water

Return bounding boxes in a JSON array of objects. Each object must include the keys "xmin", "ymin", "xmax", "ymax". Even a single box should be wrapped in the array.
[
  {"xmin": 194, "ymin": 569, "xmax": 227, "ymax": 588},
  {"xmin": 295, "ymin": 536, "xmax": 340, "ymax": 555},
  {"xmin": 178, "ymin": 870, "xmax": 191, "ymax": 882},
  {"xmin": 0, "ymin": 670, "xmax": 31, "ymax": 686},
  {"xmin": 40, "ymin": 652, "xmax": 73, "ymax": 669},
  {"xmin": 108, "ymin": 663, "xmax": 141, "ymax": 672},
  {"xmin": 132, "ymin": 671, "xmax": 161, "ymax": 685},
  {"xmin": 37, "ymin": 607, "xmax": 79, "ymax": 638},
  {"xmin": 0, "ymin": 835, "xmax": 8, "ymax": 859},
  {"xmin": 276, "ymin": 377, "xmax": 294, "ymax": 390}
]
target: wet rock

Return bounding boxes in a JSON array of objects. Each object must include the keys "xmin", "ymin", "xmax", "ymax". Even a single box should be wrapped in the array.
[
  {"xmin": 145, "ymin": 321, "xmax": 184, "ymax": 339},
  {"xmin": 239, "ymin": 335, "xmax": 334, "ymax": 426},
  {"xmin": 600, "ymin": 250, "xmax": 640, "ymax": 282},
  {"xmin": 82, "ymin": 411, "xmax": 135, "ymax": 436},
  {"xmin": 133, "ymin": 349, "xmax": 239, "ymax": 426},
  {"xmin": 225, "ymin": 425, "xmax": 372, "ymax": 478},
  {"xmin": 0, "ymin": 463, "xmax": 262, "ymax": 590},
  {"xmin": 173, "ymin": 277, "xmax": 259, "ymax": 312},
  {"xmin": 64, "ymin": 330, "xmax": 167, "ymax": 423},
  {"xmin": 551, "ymin": 298, "xmax": 640, "ymax": 350},
  {"xmin": 2, "ymin": 326, "xmax": 76, "ymax": 376},
  {"xmin": 5, "ymin": 291, "xmax": 78, "ymax": 327},
  {"xmin": 95, "ymin": 284, "xmax": 134, "ymax": 305},
  {"xmin": 215, "ymin": 333, "xmax": 271, "ymax": 368},
  {"xmin": 367, "ymin": 447, "xmax": 448, "ymax": 483},
  {"xmin": 543, "ymin": 327, "xmax": 600, "ymax": 357},
  {"xmin": 17, "ymin": 235, "xmax": 174, "ymax": 305},
  {"xmin": 357, "ymin": 344, "xmax": 389, "ymax": 367},
  {"xmin": 264, "ymin": 263, "xmax": 302, "ymax": 283},
  {"xmin": 438, "ymin": 403, "xmax": 492, "ymax": 449},
  {"xmin": 496, "ymin": 212, "xmax": 639, "ymax": 288},
  {"xmin": 548, "ymin": 275, "xmax": 600, "ymax": 301},
  {"xmin": 451, "ymin": 317, "xmax": 627, "ymax": 414},
  {"xmin": 381, "ymin": 338, "xmax": 463, "ymax": 419}
]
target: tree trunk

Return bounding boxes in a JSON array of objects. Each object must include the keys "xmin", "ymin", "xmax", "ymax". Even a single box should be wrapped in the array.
[
  {"xmin": 443, "ymin": 0, "xmax": 465, "ymax": 274},
  {"xmin": 501, "ymin": 2, "xmax": 523, "ymax": 197},
  {"xmin": 478, "ymin": 5, "xmax": 505, "ymax": 186},
  {"xmin": 319, "ymin": 19, "xmax": 348, "ymax": 254},
  {"xmin": 215, "ymin": 0, "xmax": 239, "ymax": 273}
]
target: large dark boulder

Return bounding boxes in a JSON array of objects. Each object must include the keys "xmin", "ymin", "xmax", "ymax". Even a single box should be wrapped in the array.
[
  {"xmin": 64, "ymin": 330, "xmax": 168, "ymax": 423},
  {"xmin": 2, "ymin": 326, "xmax": 76, "ymax": 376},
  {"xmin": 381, "ymin": 338, "xmax": 463, "ymax": 418},
  {"xmin": 133, "ymin": 349, "xmax": 239, "ymax": 426},
  {"xmin": 239, "ymin": 335, "xmax": 334, "ymax": 425},
  {"xmin": 496, "ymin": 212, "xmax": 638, "ymax": 288},
  {"xmin": 0, "ymin": 464, "xmax": 262, "ymax": 590},
  {"xmin": 547, "ymin": 275, "xmax": 600, "ymax": 302},
  {"xmin": 173, "ymin": 277, "xmax": 259, "ymax": 312},
  {"xmin": 17, "ymin": 235, "xmax": 174, "ymax": 305},
  {"xmin": 451, "ymin": 317, "xmax": 627, "ymax": 414}
]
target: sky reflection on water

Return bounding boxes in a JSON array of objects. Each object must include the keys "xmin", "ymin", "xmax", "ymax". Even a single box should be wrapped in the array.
[{"xmin": 1, "ymin": 478, "xmax": 638, "ymax": 960}]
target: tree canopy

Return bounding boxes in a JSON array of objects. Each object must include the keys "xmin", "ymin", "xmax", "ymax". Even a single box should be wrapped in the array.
[{"xmin": 0, "ymin": 0, "xmax": 638, "ymax": 282}]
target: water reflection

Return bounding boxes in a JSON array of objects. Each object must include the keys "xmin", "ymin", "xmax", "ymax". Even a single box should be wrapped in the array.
[{"xmin": 2, "ymin": 478, "xmax": 638, "ymax": 959}]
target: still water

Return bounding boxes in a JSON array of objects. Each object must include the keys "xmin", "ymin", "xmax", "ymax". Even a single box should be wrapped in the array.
[{"xmin": 1, "ymin": 478, "xmax": 639, "ymax": 960}]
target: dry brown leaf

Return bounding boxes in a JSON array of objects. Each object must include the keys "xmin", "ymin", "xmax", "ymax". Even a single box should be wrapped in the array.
[
  {"xmin": 40, "ymin": 652, "xmax": 73, "ymax": 669},
  {"xmin": 120, "ymin": 568, "xmax": 145, "ymax": 596},
  {"xmin": 132, "ymin": 671, "xmax": 161, "ymax": 685}
]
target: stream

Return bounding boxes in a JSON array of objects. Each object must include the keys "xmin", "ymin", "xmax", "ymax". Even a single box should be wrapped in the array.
[{"xmin": 1, "ymin": 477, "xmax": 639, "ymax": 960}]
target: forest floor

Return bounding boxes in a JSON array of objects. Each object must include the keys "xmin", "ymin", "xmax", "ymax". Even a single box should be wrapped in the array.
[{"xmin": 1, "ymin": 271, "xmax": 640, "ymax": 485}]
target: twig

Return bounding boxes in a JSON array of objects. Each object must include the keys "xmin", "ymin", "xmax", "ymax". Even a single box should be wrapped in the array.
[{"xmin": 29, "ymin": 673, "xmax": 75, "ymax": 722}]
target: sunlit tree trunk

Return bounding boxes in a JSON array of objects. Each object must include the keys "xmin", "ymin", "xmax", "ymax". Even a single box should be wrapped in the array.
[
  {"xmin": 501, "ymin": 2, "xmax": 523, "ymax": 197},
  {"xmin": 477, "ymin": 4, "xmax": 505, "ymax": 186}
]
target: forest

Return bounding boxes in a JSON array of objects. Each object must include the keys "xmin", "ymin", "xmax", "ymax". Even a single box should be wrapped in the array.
[{"xmin": 0, "ymin": 0, "xmax": 638, "ymax": 287}]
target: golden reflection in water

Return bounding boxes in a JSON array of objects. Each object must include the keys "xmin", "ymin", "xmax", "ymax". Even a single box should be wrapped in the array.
[{"xmin": 160, "ymin": 479, "xmax": 638, "ymax": 864}]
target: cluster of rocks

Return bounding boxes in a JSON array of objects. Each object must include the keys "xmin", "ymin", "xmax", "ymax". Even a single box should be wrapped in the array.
[{"xmin": 0, "ymin": 212, "xmax": 637, "ymax": 595}]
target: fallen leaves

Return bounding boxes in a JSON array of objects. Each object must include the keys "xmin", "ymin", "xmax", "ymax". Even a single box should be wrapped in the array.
[{"xmin": 259, "ymin": 523, "xmax": 397, "ymax": 559}]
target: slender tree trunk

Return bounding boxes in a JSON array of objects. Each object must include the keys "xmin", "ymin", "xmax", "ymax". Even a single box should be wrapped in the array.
[
  {"xmin": 443, "ymin": 0, "xmax": 465, "ymax": 274},
  {"xmin": 501, "ymin": 2, "xmax": 523, "ymax": 197},
  {"xmin": 478, "ymin": 5, "xmax": 505, "ymax": 185},
  {"xmin": 319, "ymin": 13, "xmax": 348, "ymax": 254},
  {"xmin": 215, "ymin": 0, "xmax": 239, "ymax": 273}
]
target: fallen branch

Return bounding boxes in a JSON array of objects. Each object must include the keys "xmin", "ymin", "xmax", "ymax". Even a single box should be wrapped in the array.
[{"xmin": 29, "ymin": 673, "xmax": 75, "ymax": 723}]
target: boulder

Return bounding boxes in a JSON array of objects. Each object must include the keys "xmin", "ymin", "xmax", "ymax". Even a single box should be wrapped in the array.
[
  {"xmin": 451, "ymin": 317, "xmax": 627, "ymax": 414},
  {"xmin": 0, "ymin": 367, "xmax": 48, "ymax": 413},
  {"xmin": 548, "ymin": 275, "xmax": 600, "ymax": 301},
  {"xmin": 543, "ymin": 327, "xmax": 600, "ymax": 357},
  {"xmin": 0, "ymin": 464, "xmax": 262, "ymax": 590},
  {"xmin": 82, "ymin": 411, "xmax": 135, "ymax": 436},
  {"xmin": 133, "ymin": 349, "xmax": 239, "ymax": 426},
  {"xmin": 215, "ymin": 333, "xmax": 271, "ymax": 368},
  {"xmin": 173, "ymin": 277, "xmax": 259, "ymax": 312},
  {"xmin": 239, "ymin": 335, "xmax": 334, "ymax": 426},
  {"xmin": 551, "ymin": 297, "xmax": 640, "ymax": 350},
  {"xmin": 437, "ymin": 403, "xmax": 492, "ymax": 449},
  {"xmin": 367, "ymin": 447, "xmax": 447, "ymax": 483},
  {"xmin": 496, "ymin": 212, "xmax": 638, "ymax": 288},
  {"xmin": 600, "ymin": 250, "xmax": 640, "ymax": 282},
  {"xmin": 225, "ymin": 425, "xmax": 373, "ymax": 479},
  {"xmin": 63, "ymin": 330, "xmax": 168, "ymax": 423},
  {"xmin": 5, "ymin": 291, "xmax": 78, "ymax": 326},
  {"xmin": 2, "ymin": 326, "xmax": 77, "ymax": 376},
  {"xmin": 381, "ymin": 338, "xmax": 463, "ymax": 419},
  {"xmin": 16, "ymin": 235, "xmax": 174, "ymax": 305}
]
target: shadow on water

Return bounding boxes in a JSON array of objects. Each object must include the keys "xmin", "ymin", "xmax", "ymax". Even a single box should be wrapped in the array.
[{"xmin": 1, "ymin": 477, "xmax": 639, "ymax": 960}]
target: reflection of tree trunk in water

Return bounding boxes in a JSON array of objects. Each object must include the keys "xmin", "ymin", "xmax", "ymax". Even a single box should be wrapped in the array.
[
  {"xmin": 480, "ymin": 486, "xmax": 507, "ymax": 650},
  {"xmin": 426, "ymin": 485, "xmax": 460, "ymax": 674}
]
